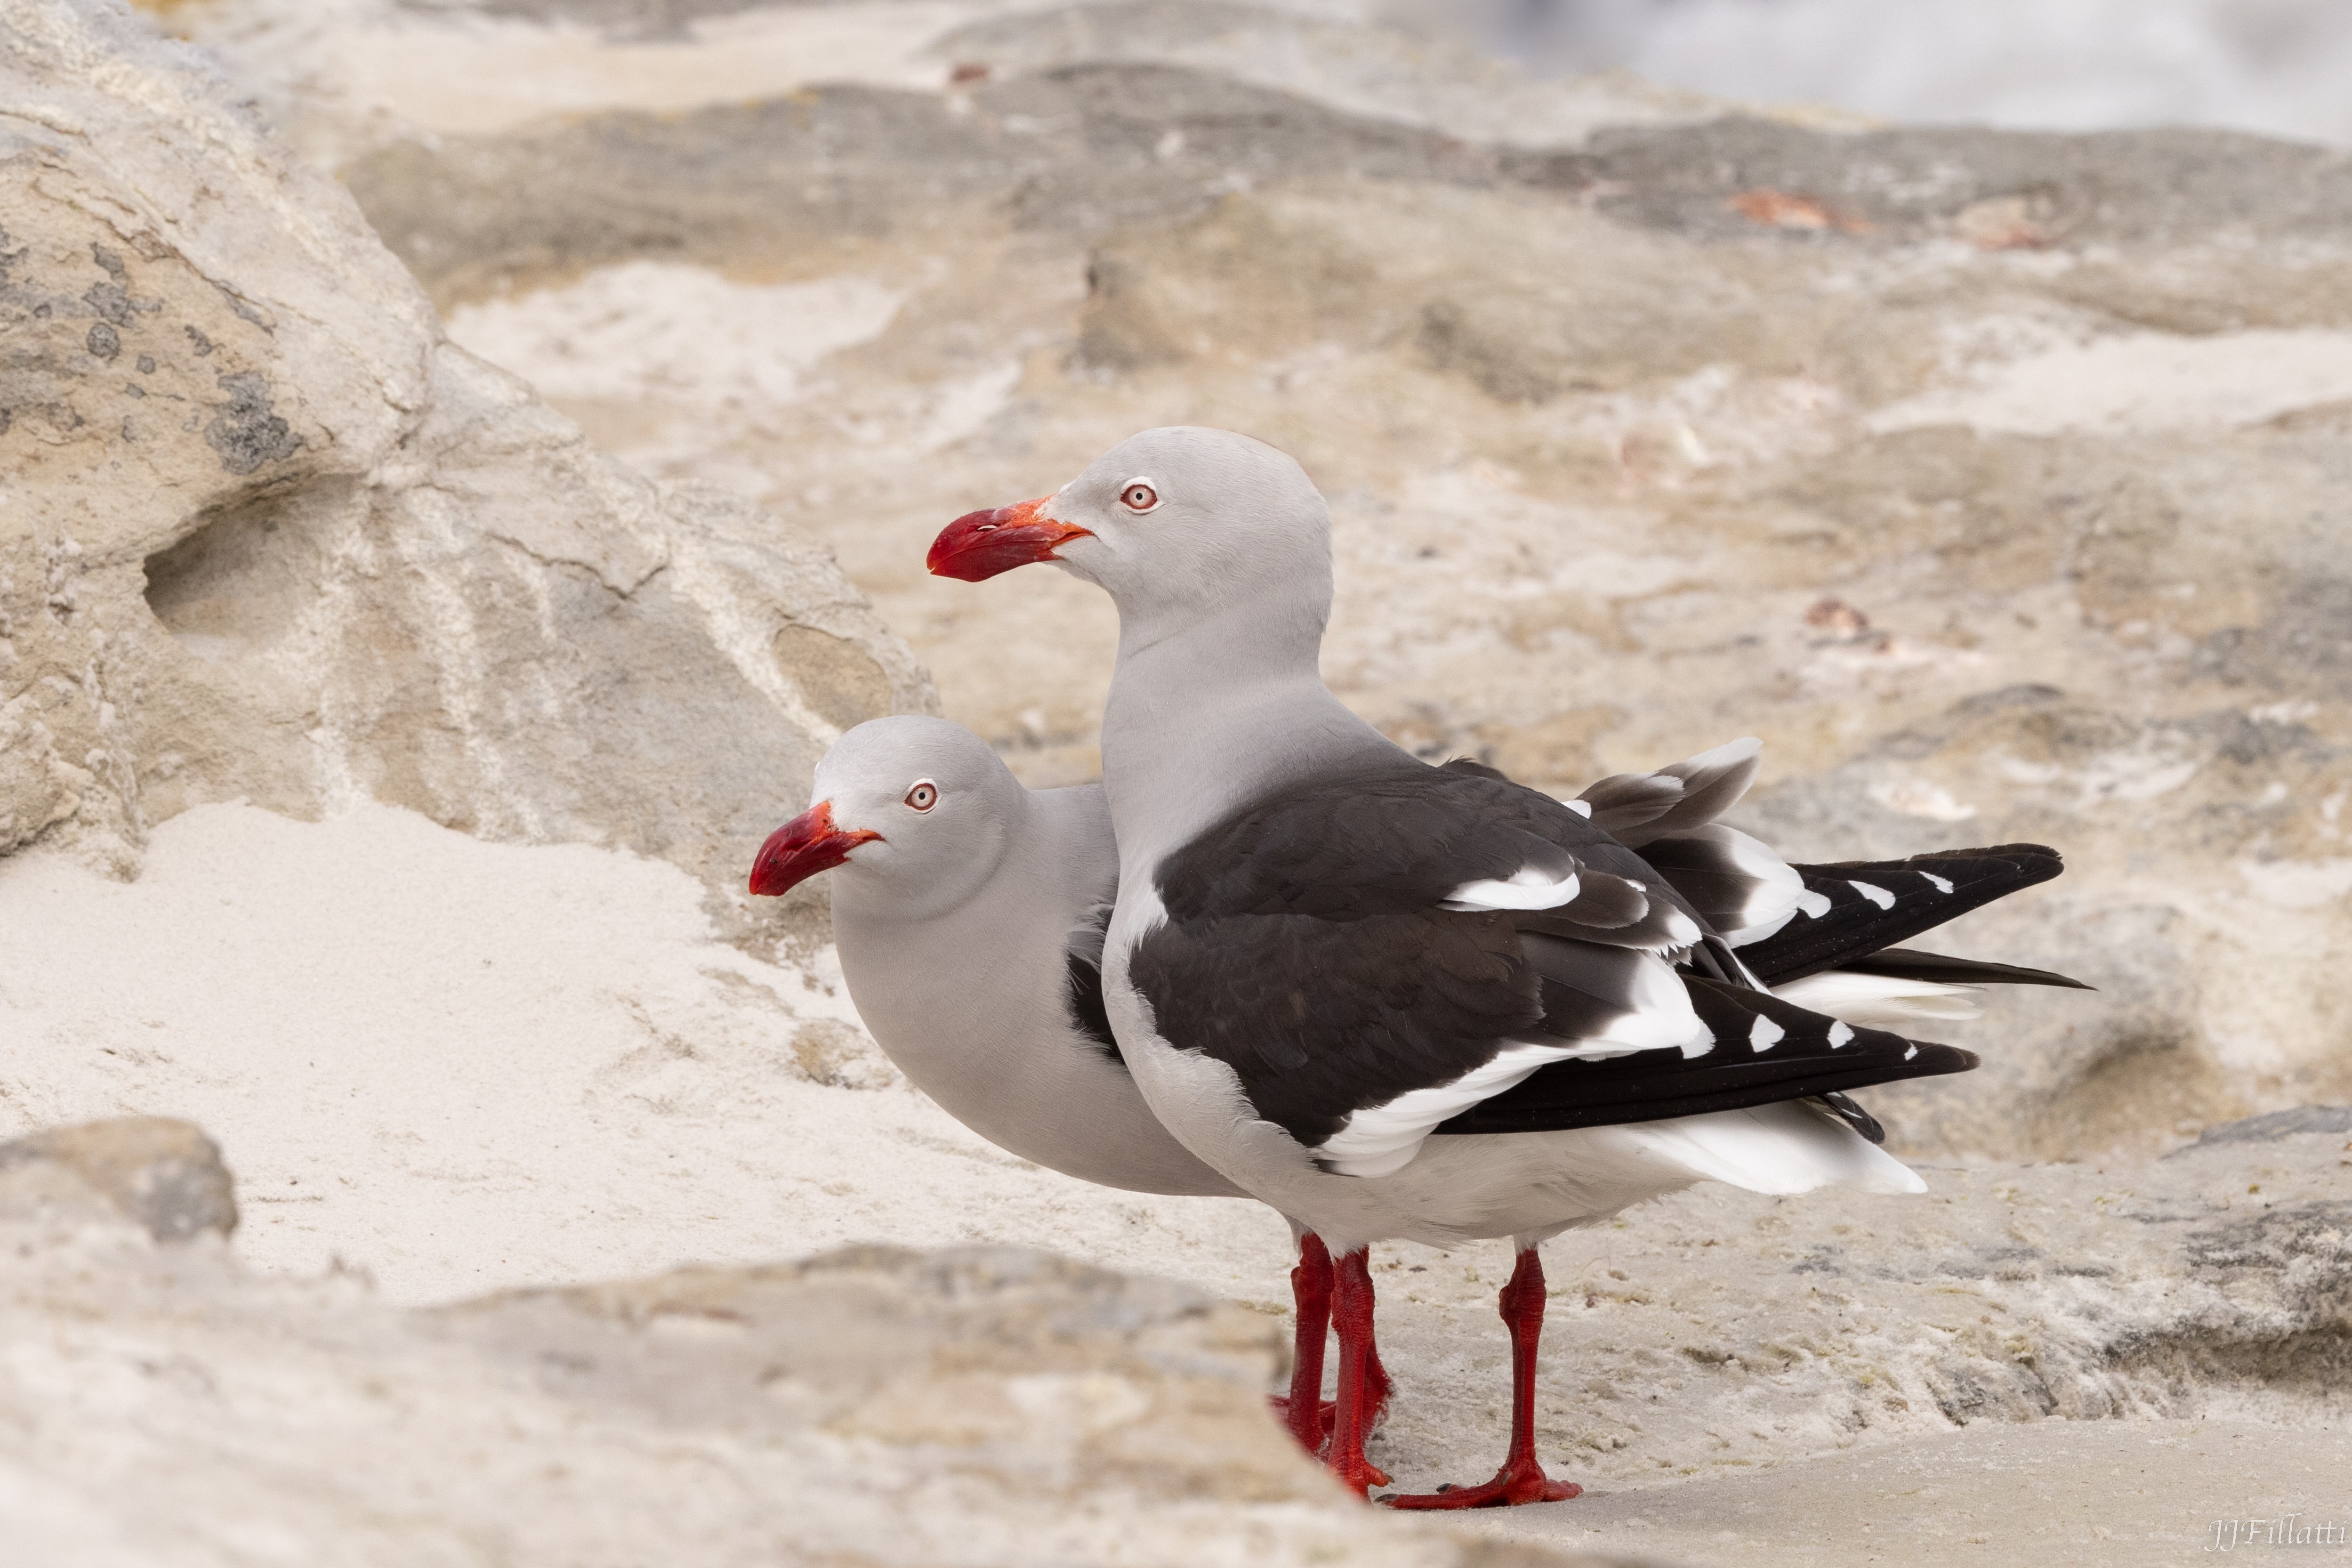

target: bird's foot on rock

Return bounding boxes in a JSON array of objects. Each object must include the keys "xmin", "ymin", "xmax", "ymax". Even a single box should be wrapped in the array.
[{"xmin": 1380, "ymin": 1458, "xmax": 1580, "ymax": 1510}]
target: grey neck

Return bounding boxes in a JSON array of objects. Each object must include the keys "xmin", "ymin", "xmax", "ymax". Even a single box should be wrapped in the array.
[
  {"xmin": 1099, "ymin": 589, "xmax": 1393, "ymax": 875},
  {"xmin": 826, "ymin": 782, "xmax": 1242, "ymax": 1199}
]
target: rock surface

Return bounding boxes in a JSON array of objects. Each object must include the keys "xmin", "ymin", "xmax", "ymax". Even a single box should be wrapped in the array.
[
  {"xmin": 13, "ymin": 5, "xmax": 2347, "ymax": 1559},
  {"xmin": 144, "ymin": 0, "xmax": 2352, "ymax": 1160},
  {"xmin": 0, "ymin": 1115, "xmax": 238, "ymax": 1242},
  {"xmin": 1355, "ymin": 1107, "xmax": 2352, "ymax": 1504},
  {"xmin": 1477, "ymin": 1418, "xmax": 2352, "ymax": 1567},
  {"xmin": 2, "ymin": 1103, "xmax": 2345, "ymax": 1565},
  {"xmin": 9, "ymin": 801, "xmax": 2346, "ymax": 1558},
  {"xmin": 0, "ymin": 0, "xmax": 929, "ymax": 951},
  {"xmin": 0, "ymin": 1119, "xmax": 1614, "ymax": 1568}
]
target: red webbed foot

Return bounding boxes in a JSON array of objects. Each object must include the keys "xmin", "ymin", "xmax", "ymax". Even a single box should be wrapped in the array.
[
  {"xmin": 1381, "ymin": 1244, "xmax": 1581, "ymax": 1509},
  {"xmin": 1381, "ymin": 1456, "xmax": 1580, "ymax": 1510}
]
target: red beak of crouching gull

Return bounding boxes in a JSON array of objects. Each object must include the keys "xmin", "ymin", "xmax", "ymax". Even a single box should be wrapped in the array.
[
  {"xmin": 742, "ymin": 715, "xmax": 1399, "ymax": 1465},
  {"xmin": 925, "ymin": 496, "xmax": 1092, "ymax": 581},
  {"xmin": 748, "ymin": 802, "xmax": 881, "ymax": 896}
]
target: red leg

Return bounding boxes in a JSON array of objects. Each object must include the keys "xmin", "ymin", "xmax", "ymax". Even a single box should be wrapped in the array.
[
  {"xmin": 1267, "ymin": 1234, "xmax": 1334, "ymax": 1451},
  {"xmin": 1383, "ymin": 1246, "xmax": 1581, "ymax": 1509},
  {"xmin": 1322, "ymin": 1247, "xmax": 1392, "ymax": 1496},
  {"xmin": 1267, "ymin": 1236, "xmax": 1395, "ymax": 1450},
  {"xmin": 1331, "ymin": 1258, "xmax": 1394, "ymax": 1444},
  {"xmin": 1362, "ymin": 1328, "xmax": 1395, "ymax": 1434}
]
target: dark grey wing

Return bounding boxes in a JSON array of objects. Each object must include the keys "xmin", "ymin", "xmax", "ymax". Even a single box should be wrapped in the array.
[
  {"xmin": 1131, "ymin": 756, "xmax": 1972, "ymax": 1177},
  {"xmin": 1134, "ymin": 758, "xmax": 1721, "ymax": 1173},
  {"xmin": 1158, "ymin": 756, "xmax": 1709, "ymax": 948},
  {"xmin": 1131, "ymin": 904, "xmax": 1545, "ymax": 1154},
  {"xmin": 1574, "ymin": 739, "xmax": 1763, "ymax": 846},
  {"xmin": 1065, "ymin": 898, "xmax": 1123, "ymax": 1065},
  {"xmin": 1065, "ymin": 951, "xmax": 1123, "ymax": 1066}
]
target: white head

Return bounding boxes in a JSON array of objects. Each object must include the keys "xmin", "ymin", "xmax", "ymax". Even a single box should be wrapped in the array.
[
  {"xmin": 748, "ymin": 717, "xmax": 1029, "ymax": 922},
  {"xmin": 927, "ymin": 426, "xmax": 1333, "ymax": 646}
]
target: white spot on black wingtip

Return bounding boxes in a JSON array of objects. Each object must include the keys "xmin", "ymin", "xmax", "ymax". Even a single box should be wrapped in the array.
[
  {"xmin": 1920, "ymin": 871, "xmax": 1955, "ymax": 893},
  {"xmin": 1903, "ymin": 1043, "xmax": 1919, "ymax": 1061},
  {"xmin": 1827, "ymin": 1020, "xmax": 1854, "ymax": 1048},
  {"xmin": 1559, "ymin": 797, "xmax": 1593, "ymax": 818},
  {"xmin": 1847, "ymin": 879, "xmax": 1897, "ymax": 910},
  {"xmin": 1795, "ymin": 888, "xmax": 1832, "ymax": 918},
  {"xmin": 1749, "ymin": 1014, "xmax": 1784, "ymax": 1053}
]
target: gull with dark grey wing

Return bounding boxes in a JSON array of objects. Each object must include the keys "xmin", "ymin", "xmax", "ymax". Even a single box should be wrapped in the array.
[{"xmin": 931, "ymin": 426, "xmax": 2085, "ymax": 1508}]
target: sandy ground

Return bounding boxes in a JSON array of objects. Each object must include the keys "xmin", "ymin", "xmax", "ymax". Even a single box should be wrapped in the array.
[
  {"xmin": 1473, "ymin": 1419, "xmax": 2352, "ymax": 1567},
  {"xmin": 0, "ymin": 802, "xmax": 1296, "ymax": 1307},
  {"xmin": 7, "ymin": 801, "xmax": 2346, "ymax": 1566}
]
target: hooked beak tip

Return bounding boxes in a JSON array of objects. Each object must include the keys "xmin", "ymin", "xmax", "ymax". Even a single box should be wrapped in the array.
[
  {"xmin": 748, "ymin": 801, "xmax": 882, "ymax": 897},
  {"xmin": 927, "ymin": 496, "xmax": 1092, "ymax": 581}
]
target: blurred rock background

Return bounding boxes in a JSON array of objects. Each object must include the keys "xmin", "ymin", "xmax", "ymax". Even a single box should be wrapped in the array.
[
  {"xmin": 1412, "ymin": 0, "xmax": 2352, "ymax": 148},
  {"xmin": 94, "ymin": 0, "xmax": 2352, "ymax": 1163},
  {"xmin": 7, "ymin": 4, "xmax": 2351, "ymax": 1560}
]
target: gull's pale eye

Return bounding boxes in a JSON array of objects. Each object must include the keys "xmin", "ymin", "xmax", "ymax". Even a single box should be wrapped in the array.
[
  {"xmin": 905, "ymin": 780, "xmax": 938, "ymax": 811},
  {"xmin": 1119, "ymin": 480, "xmax": 1160, "ymax": 513}
]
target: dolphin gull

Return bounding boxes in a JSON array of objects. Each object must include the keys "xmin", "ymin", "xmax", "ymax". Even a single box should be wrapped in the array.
[{"xmin": 928, "ymin": 427, "xmax": 2083, "ymax": 1506}]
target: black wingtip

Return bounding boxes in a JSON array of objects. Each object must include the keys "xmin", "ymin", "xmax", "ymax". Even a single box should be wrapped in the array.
[
  {"xmin": 1742, "ymin": 844, "xmax": 2076, "ymax": 986},
  {"xmin": 1807, "ymin": 842, "xmax": 2066, "ymax": 878},
  {"xmin": 1437, "ymin": 980, "xmax": 1979, "ymax": 1138},
  {"xmin": 1837, "ymin": 946, "xmax": 2097, "ymax": 992}
]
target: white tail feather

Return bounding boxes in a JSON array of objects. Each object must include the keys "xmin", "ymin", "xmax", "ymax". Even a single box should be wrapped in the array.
[
  {"xmin": 1592, "ymin": 1101, "xmax": 1925, "ymax": 1197},
  {"xmin": 1771, "ymin": 970, "xmax": 1984, "ymax": 1029}
]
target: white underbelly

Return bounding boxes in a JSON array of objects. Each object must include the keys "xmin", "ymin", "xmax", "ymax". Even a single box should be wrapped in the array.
[{"xmin": 1113, "ymin": 1017, "xmax": 1919, "ymax": 1254}]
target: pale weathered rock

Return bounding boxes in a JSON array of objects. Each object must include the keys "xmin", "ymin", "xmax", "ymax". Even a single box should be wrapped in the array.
[
  {"xmin": 0, "ymin": 0, "xmax": 930, "ymax": 946},
  {"xmin": 179, "ymin": 0, "xmax": 2352, "ymax": 1160},
  {"xmin": 16, "ymin": 11, "xmax": 2341, "ymax": 1553},
  {"xmin": 1353, "ymin": 1107, "xmax": 2352, "ymax": 1500},
  {"xmin": 0, "ymin": 1117, "xmax": 1617, "ymax": 1568},
  {"xmin": 0, "ymin": 1116, "xmax": 237, "ymax": 1241},
  {"xmin": 138, "ymin": 0, "xmax": 1712, "ymax": 179},
  {"xmin": 1474, "ymin": 1418, "xmax": 2352, "ymax": 1566}
]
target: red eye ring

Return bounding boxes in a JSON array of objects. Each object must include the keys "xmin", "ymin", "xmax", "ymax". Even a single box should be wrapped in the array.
[
  {"xmin": 1119, "ymin": 480, "xmax": 1159, "ymax": 513},
  {"xmin": 905, "ymin": 780, "xmax": 938, "ymax": 811}
]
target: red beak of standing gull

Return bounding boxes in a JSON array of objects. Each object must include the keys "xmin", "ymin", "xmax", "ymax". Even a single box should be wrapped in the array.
[
  {"xmin": 748, "ymin": 802, "xmax": 881, "ymax": 896},
  {"xmin": 925, "ymin": 496, "xmax": 1091, "ymax": 581}
]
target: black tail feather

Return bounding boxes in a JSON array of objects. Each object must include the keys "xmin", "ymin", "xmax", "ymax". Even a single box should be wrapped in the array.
[{"xmin": 1816, "ymin": 1090, "xmax": 1887, "ymax": 1143}]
